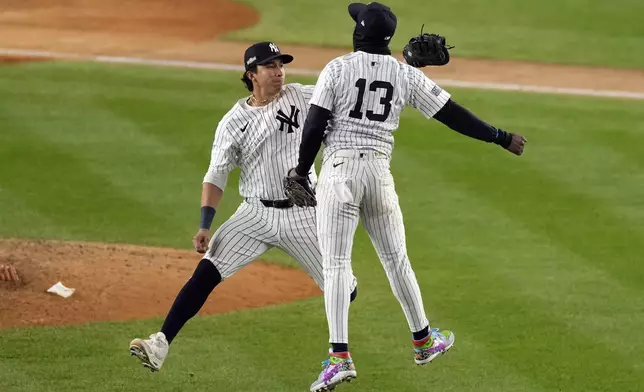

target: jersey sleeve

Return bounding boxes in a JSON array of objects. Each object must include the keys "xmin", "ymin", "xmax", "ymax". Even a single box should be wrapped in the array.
[
  {"xmin": 408, "ymin": 67, "xmax": 451, "ymax": 119},
  {"xmin": 309, "ymin": 61, "xmax": 338, "ymax": 111},
  {"xmin": 300, "ymin": 84, "xmax": 316, "ymax": 103},
  {"xmin": 202, "ymin": 119, "xmax": 240, "ymax": 190}
]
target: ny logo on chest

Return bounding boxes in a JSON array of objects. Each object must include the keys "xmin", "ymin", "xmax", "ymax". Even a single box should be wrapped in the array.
[{"xmin": 275, "ymin": 105, "xmax": 300, "ymax": 133}]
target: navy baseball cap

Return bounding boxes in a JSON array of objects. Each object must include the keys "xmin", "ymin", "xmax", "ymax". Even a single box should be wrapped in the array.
[
  {"xmin": 243, "ymin": 41, "xmax": 294, "ymax": 71},
  {"xmin": 348, "ymin": 2, "xmax": 397, "ymax": 42}
]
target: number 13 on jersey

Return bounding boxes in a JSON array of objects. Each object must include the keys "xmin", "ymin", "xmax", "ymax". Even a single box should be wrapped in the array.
[{"xmin": 349, "ymin": 78, "xmax": 394, "ymax": 123}]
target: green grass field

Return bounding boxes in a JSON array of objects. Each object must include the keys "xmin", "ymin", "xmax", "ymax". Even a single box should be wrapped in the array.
[
  {"xmin": 227, "ymin": 0, "xmax": 644, "ymax": 69},
  {"xmin": 1, "ymin": 61, "xmax": 644, "ymax": 391}
]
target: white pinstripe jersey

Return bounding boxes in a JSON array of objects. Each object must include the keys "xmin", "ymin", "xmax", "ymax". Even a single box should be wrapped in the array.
[
  {"xmin": 203, "ymin": 83, "xmax": 317, "ymax": 199},
  {"xmin": 310, "ymin": 51, "xmax": 451, "ymax": 158}
]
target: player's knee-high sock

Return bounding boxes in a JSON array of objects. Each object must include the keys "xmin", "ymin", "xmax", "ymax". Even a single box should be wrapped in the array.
[{"xmin": 160, "ymin": 259, "xmax": 222, "ymax": 343}]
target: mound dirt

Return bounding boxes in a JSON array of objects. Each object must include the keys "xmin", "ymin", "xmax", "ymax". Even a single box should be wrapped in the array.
[
  {"xmin": 0, "ymin": 239, "xmax": 321, "ymax": 330},
  {"xmin": 0, "ymin": 54, "xmax": 49, "ymax": 64}
]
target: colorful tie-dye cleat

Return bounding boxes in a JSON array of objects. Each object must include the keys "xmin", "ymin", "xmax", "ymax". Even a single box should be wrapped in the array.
[
  {"xmin": 310, "ymin": 352, "xmax": 357, "ymax": 392},
  {"xmin": 413, "ymin": 328, "xmax": 455, "ymax": 365}
]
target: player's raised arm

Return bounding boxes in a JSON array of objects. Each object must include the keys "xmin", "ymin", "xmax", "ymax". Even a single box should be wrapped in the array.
[
  {"xmin": 408, "ymin": 67, "xmax": 527, "ymax": 156},
  {"xmin": 194, "ymin": 121, "xmax": 240, "ymax": 253}
]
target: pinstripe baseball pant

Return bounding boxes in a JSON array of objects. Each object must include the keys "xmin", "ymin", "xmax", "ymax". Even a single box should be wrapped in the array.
[
  {"xmin": 204, "ymin": 198, "xmax": 356, "ymax": 292},
  {"xmin": 317, "ymin": 149, "xmax": 429, "ymax": 344}
]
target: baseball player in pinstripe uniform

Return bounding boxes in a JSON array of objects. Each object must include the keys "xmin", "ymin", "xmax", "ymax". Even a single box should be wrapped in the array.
[
  {"xmin": 128, "ymin": 41, "xmax": 357, "ymax": 372},
  {"xmin": 284, "ymin": 2, "xmax": 527, "ymax": 391}
]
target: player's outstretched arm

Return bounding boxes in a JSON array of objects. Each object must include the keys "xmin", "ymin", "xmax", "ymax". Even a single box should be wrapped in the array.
[{"xmin": 433, "ymin": 99, "xmax": 527, "ymax": 156}]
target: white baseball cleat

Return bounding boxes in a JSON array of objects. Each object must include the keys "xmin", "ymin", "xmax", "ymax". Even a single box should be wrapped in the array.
[{"xmin": 129, "ymin": 332, "xmax": 169, "ymax": 372}]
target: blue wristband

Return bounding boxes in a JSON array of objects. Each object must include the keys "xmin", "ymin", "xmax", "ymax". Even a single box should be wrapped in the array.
[
  {"xmin": 200, "ymin": 206, "xmax": 216, "ymax": 230},
  {"xmin": 493, "ymin": 129, "xmax": 513, "ymax": 148}
]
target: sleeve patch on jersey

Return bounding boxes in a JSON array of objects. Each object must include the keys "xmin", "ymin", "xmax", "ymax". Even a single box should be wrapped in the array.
[{"xmin": 431, "ymin": 85, "xmax": 443, "ymax": 97}]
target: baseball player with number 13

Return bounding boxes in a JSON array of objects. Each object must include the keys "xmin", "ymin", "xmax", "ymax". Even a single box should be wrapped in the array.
[{"xmin": 283, "ymin": 2, "xmax": 527, "ymax": 391}]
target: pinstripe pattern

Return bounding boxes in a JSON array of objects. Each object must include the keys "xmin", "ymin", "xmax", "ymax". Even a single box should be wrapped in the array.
[
  {"xmin": 310, "ymin": 52, "xmax": 450, "ymax": 162},
  {"xmin": 317, "ymin": 152, "xmax": 428, "ymax": 342},
  {"xmin": 316, "ymin": 155, "xmax": 362, "ymax": 344},
  {"xmin": 310, "ymin": 51, "xmax": 449, "ymax": 343},
  {"xmin": 204, "ymin": 83, "xmax": 318, "ymax": 199},
  {"xmin": 359, "ymin": 158, "xmax": 428, "ymax": 332},
  {"xmin": 205, "ymin": 201, "xmax": 274, "ymax": 279},
  {"xmin": 202, "ymin": 83, "xmax": 356, "ymax": 292},
  {"xmin": 205, "ymin": 199, "xmax": 329, "ymax": 289}
]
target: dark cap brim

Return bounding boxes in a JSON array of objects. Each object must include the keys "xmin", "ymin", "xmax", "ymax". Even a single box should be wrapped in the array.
[
  {"xmin": 256, "ymin": 53, "xmax": 294, "ymax": 66},
  {"xmin": 348, "ymin": 3, "xmax": 367, "ymax": 21}
]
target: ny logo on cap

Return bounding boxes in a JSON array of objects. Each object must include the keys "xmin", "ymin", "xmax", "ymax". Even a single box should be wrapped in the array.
[{"xmin": 269, "ymin": 43, "xmax": 280, "ymax": 53}]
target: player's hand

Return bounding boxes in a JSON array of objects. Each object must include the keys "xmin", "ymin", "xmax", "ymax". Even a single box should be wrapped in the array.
[
  {"xmin": 192, "ymin": 229, "xmax": 210, "ymax": 254},
  {"xmin": 506, "ymin": 133, "xmax": 527, "ymax": 156},
  {"xmin": 283, "ymin": 168, "xmax": 317, "ymax": 207}
]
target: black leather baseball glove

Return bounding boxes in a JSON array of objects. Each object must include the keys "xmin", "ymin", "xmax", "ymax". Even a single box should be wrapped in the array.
[
  {"xmin": 403, "ymin": 25, "xmax": 455, "ymax": 68},
  {"xmin": 283, "ymin": 169, "xmax": 317, "ymax": 207}
]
